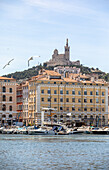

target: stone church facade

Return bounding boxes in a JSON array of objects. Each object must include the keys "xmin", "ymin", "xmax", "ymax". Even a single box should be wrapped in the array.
[{"xmin": 44, "ymin": 39, "xmax": 80, "ymax": 67}]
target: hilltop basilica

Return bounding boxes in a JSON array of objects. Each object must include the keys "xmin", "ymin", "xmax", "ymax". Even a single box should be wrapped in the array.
[{"xmin": 44, "ymin": 39, "xmax": 80, "ymax": 67}]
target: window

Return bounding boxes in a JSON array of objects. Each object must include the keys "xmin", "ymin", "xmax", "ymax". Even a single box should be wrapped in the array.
[
  {"xmin": 102, "ymin": 99, "xmax": 104, "ymax": 103},
  {"xmin": 96, "ymin": 98, "xmax": 99, "ymax": 103},
  {"xmin": 102, "ymin": 116, "xmax": 105, "ymax": 120},
  {"xmin": 90, "ymin": 99, "xmax": 93, "ymax": 103},
  {"xmin": 41, "ymin": 98, "xmax": 44, "ymax": 102},
  {"xmin": 90, "ymin": 115, "xmax": 93, "ymax": 119},
  {"xmin": 54, "ymin": 90, "xmax": 57, "ymax": 94},
  {"xmin": 78, "ymin": 115, "xmax": 81, "ymax": 118},
  {"xmin": 60, "ymin": 82, "xmax": 63, "ymax": 84},
  {"xmin": 84, "ymin": 107, "xmax": 87, "ymax": 111},
  {"xmin": 72, "ymin": 106, "xmax": 75, "ymax": 111},
  {"xmin": 66, "ymin": 90, "xmax": 69, "ymax": 94},
  {"xmin": 2, "ymin": 95, "xmax": 6, "ymax": 101},
  {"xmin": 102, "ymin": 92, "xmax": 104, "ymax": 96},
  {"xmin": 96, "ymin": 107, "xmax": 99, "ymax": 111},
  {"xmin": 41, "ymin": 89, "xmax": 44, "ymax": 94},
  {"xmin": 2, "ymin": 114, "xmax": 6, "ymax": 118},
  {"xmin": 2, "ymin": 86, "xmax": 6, "ymax": 93},
  {"xmin": 60, "ymin": 97, "xmax": 63, "ymax": 102},
  {"xmin": 9, "ymin": 106, "xmax": 12, "ymax": 111},
  {"xmin": 47, "ymin": 89, "xmax": 51, "ymax": 94},
  {"xmin": 78, "ymin": 108, "xmax": 81, "ymax": 111},
  {"xmin": 72, "ymin": 115, "xmax": 75, "ymax": 118},
  {"xmin": 84, "ymin": 98, "xmax": 87, "ymax": 103},
  {"xmin": 78, "ymin": 91, "xmax": 81, "ymax": 95},
  {"xmin": 66, "ymin": 98, "xmax": 69, "ymax": 102},
  {"xmin": 78, "ymin": 98, "xmax": 81, "ymax": 103},
  {"xmin": 60, "ymin": 115, "xmax": 63, "ymax": 118},
  {"xmin": 54, "ymin": 82, "xmax": 56, "ymax": 84},
  {"xmin": 84, "ymin": 115, "xmax": 87, "ymax": 119},
  {"xmin": 54, "ymin": 98, "xmax": 57, "ymax": 102},
  {"xmin": 48, "ymin": 97, "xmax": 51, "ymax": 102},
  {"xmin": 84, "ymin": 90, "xmax": 87, "ymax": 95},
  {"xmin": 9, "ymin": 114, "xmax": 12, "ymax": 118},
  {"xmin": 102, "ymin": 108, "xmax": 104, "ymax": 111},
  {"xmin": 9, "ymin": 96, "xmax": 12, "ymax": 101},
  {"xmin": 96, "ymin": 91, "xmax": 99, "ymax": 95},
  {"xmin": 54, "ymin": 115, "xmax": 57, "ymax": 118},
  {"xmin": 60, "ymin": 107, "xmax": 63, "ymax": 111},
  {"xmin": 2, "ymin": 104, "xmax": 6, "ymax": 111},
  {"xmin": 90, "ymin": 83, "xmax": 92, "ymax": 85},
  {"xmin": 60, "ymin": 89, "xmax": 63, "ymax": 94},
  {"xmin": 72, "ymin": 83, "xmax": 75, "ymax": 85},
  {"xmin": 66, "ymin": 115, "xmax": 69, "ymax": 118},
  {"xmin": 9, "ymin": 88, "xmax": 12, "ymax": 93},
  {"xmin": 72, "ymin": 98, "xmax": 75, "ymax": 102},
  {"xmin": 90, "ymin": 108, "xmax": 93, "ymax": 111},
  {"xmin": 72, "ymin": 90, "xmax": 75, "ymax": 95},
  {"xmin": 90, "ymin": 91, "xmax": 93, "ymax": 95}
]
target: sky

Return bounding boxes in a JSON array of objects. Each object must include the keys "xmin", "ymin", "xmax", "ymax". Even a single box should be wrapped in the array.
[{"xmin": 0, "ymin": 0, "xmax": 109, "ymax": 76}]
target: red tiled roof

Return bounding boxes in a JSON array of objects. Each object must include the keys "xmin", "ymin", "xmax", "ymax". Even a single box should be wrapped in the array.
[{"xmin": 0, "ymin": 76, "xmax": 15, "ymax": 80}]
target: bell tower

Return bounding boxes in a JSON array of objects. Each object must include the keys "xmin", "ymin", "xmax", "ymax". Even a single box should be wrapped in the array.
[{"xmin": 64, "ymin": 38, "xmax": 70, "ymax": 61}]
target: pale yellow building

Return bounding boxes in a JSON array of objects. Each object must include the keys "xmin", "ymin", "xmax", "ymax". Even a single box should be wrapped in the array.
[
  {"xmin": 28, "ymin": 70, "xmax": 108, "ymax": 127},
  {"xmin": 0, "ymin": 77, "xmax": 17, "ymax": 126}
]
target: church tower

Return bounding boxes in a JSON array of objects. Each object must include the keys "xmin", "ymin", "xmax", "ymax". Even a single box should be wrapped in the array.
[{"xmin": 64, "ymin": 38, "xmax": 70, "ymax": 61}]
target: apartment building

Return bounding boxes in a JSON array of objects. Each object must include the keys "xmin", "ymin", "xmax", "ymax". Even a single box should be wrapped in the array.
[
  {"xmin": 16, "ymin": 84, "xmax": 23, "ymax": 123},
  {"xmin": 0, "ymin": 77, "xmax": 16, "ymax": 126},
  {"xmin": 22, "ymin": 82, "xmax": 28, "ymax": 126},
  {"xmin": 28, "ymin": 70, "xmax": 108, "ymax": 126}
]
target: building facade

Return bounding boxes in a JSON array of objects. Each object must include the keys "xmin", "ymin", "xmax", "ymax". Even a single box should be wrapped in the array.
[
  {"xmin": 28, "ymin": 71, "xmax": 108, "ymax": 127},
  {"xmin": 0, "ymin": 77, "xmax": 16, "ymax": 126},
  {"xmin": 54, "ymin": 66, "xmax": 81, "ymax": 76},
  {"xmin": 22, "ymin": 82, "xmax": 28, "ymax": 126},
  {"xmin": 16, "ymin": 84, "xmax": 23, "ymax": 123}
]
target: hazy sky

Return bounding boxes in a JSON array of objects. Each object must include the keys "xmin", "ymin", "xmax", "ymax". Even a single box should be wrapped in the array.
[{"xmin": 0, "ymin": 0, "xmax": 109, "ymax": 76}]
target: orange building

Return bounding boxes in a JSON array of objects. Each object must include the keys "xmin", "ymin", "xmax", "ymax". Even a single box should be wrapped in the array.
[{"xmin": 0, "ymin": 77, "xmax": 17, "ymax": 126}]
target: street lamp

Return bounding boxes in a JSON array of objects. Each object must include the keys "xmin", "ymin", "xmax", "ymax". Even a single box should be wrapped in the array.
[{"xmin": 41, "ymin": 107, "xmax": 57, "ymax": 127}]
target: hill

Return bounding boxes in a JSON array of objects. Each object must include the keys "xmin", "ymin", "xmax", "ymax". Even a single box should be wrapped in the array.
[{"xmin": 2, "ymin": 64, "xmax": 109, "ymax": 82}]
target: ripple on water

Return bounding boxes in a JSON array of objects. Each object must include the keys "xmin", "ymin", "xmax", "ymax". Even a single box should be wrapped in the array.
[{"xmin": 0, "ymin": 134, "xmax": 109, "ymax": 170}]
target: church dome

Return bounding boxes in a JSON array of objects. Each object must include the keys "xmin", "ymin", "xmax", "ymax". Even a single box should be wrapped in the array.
[{"xmin": 54, "ymin": 49, "xmax": 58, "ymax": 55}]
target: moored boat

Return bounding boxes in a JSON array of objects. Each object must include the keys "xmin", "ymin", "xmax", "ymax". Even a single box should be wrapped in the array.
[
  {"xmin": 0, "ymin": 127, "xmax": 4, "ymax": 133},
  {"xmin": 2, "ymin": 128, "xmax": 13, "ymax": 134},
  {"xmin": 28, "ymin": 127, "xmax": 48, "ymax": 135},
  {"xmin": 92, "ymin": 127, "xmax": 109, "ymax": 134}
]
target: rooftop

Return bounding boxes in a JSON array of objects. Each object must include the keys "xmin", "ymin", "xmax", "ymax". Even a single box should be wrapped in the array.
[{"xmin": 0, "ymin": 76, "xmax": 15, "ymax": 80}]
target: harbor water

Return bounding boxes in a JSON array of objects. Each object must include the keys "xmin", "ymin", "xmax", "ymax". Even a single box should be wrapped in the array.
[{"xmin": 0, "ymin": 134, "xmax": 109, "ymax": 170}]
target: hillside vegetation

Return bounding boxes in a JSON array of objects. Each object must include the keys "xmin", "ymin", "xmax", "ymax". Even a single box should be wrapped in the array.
[{"xmin": 2, "ymin": 64, "xmax": 109, "ymax": 82}]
